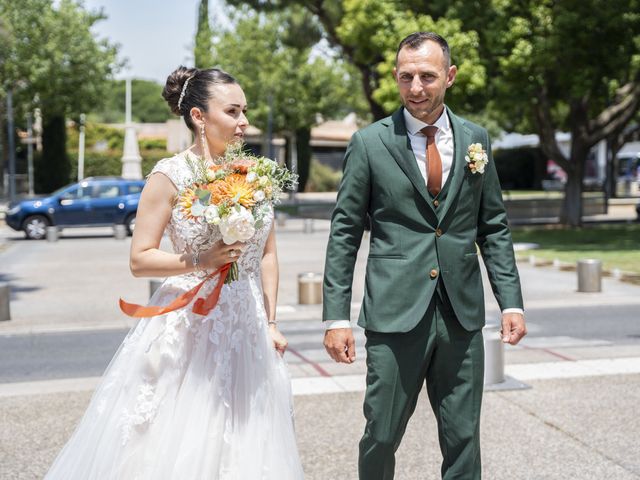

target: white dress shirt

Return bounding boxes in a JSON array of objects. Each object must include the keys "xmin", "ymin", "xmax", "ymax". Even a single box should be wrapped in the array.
[{"xmin": 325, "ymin": 107, "xmax": 522, "ymax": 330}]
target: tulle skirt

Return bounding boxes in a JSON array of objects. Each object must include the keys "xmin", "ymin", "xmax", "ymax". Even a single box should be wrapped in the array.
[{"xmin": 45, "ymin": 276, "xmax": 304, "ymax": 479}]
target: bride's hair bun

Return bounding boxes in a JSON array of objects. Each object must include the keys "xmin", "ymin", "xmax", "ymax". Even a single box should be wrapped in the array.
[
  {"xmin": 162, "ymin": 65, "xmax": 238, "ymax": 131},
  {"xmin": 163, "ymin": 66, "xmax": 199, "ymax": 116}
]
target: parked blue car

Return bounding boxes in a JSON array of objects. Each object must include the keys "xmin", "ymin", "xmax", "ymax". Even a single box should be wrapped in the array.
[{"xmin": 5, "ymin": 177, "xmax": 145, "ymax": 239}]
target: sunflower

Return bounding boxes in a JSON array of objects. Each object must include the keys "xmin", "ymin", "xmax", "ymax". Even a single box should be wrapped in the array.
[{"xmin": 207, "ymin": 173, "xmax": 256, "ymax": 208}]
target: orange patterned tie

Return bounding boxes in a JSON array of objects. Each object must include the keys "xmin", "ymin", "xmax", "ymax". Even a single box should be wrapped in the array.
[{"xmin": 421, "ymin": 126, "xmax": 442, "ymax": 196}]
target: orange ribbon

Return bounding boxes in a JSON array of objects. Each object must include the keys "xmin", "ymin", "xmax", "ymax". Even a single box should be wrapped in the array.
[{"xmin": 119, "ymin": 263, "xmax": 232, "ymax": 318}]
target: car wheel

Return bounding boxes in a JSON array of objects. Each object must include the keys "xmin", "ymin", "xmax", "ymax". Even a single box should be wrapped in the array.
[
  {"xmin": 23, "ymin": 215, "xmax": 50, "ymax": 240},
  {"xmin": 125, "ymin": 213, "xmax": 136, "ymax": 236}
]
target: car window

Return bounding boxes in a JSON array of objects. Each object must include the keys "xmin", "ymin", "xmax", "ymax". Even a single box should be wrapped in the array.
[
  {"xmin": 94, "ymin": 184, "xmax": 121, "ymax": 198},
  {"xmin": 60, "ymin": 184, "xmax": 92, "ymax": 200},
  {"xmin": 127, "ymin": 184, "xmax": 143, "ymax": 195}
]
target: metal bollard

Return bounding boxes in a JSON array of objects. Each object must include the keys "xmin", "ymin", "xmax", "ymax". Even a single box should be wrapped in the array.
[
  {"xmin": 149, "ymin": 279, "xmax": 163, "ymax": 298},
  {"xmin": 577, "ymin": 259, "xmax": 602, "ymax": 292},
  {"xmin": 483, "ymin": 323, "xmax": 505, "ymax": 385},
  {"xmin": 0, "ymin": 283, "xmax": 10, "ymax": 321},
  {"xmin": 114, "ymin": 224, "xmax": 127, "ymax": 240},
  {"xmin": 276, "ymin": 211, "xmax": 288, "ymax": 228},
  {"xmin": 298, "ymin": 272, "xmax": 322, "ymax": 304},
  {"xmin": 303, "ymin": 218, "xmax": 314, "ymax": 234},
  {"xmin": 46, "ymin": 226, "xmax": 58, "ymax": 242}
]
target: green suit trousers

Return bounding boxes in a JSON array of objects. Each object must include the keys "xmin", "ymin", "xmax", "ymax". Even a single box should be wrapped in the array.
[{"xmin": 359, "ymin": 292, "xmax": 485, "ymax": 480}]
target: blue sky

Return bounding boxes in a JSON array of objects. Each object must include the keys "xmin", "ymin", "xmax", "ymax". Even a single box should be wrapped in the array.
[{"xmin": 82, "ymin": 0, "xmax": 229, "ymax": 84}]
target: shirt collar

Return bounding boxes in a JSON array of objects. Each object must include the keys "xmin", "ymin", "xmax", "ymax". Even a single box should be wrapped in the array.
[{"xmin": 402, "ymin": 106, "xmax": 450, "ymax": 136}]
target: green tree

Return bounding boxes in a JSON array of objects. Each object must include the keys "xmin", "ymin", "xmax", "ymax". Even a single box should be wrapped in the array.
[
  {"xmin": 227, "ymin": 0, "xmax": 484, "ymax": 122},
  {"xmin": 0, "ymin": 0, "xmax": 120, "ymax": 192},
  {"xmin": 195, "ymin": 0, "xmax": 215, "ymax": 68},
  {"xmin": 484, "ymin": 0, "xmax": 640, "ymax": 226},
  {"xmin": 211, "ymin": 7, "xmax": 367, "ymax": 190},
  {"xmin": 232, "ymin": 0, "xmax": 640, "ymax": 226}
]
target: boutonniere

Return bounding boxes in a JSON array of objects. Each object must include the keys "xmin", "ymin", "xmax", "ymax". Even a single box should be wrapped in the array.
[{"xmin": 465, "ymin": 143, "xmax": 488, "ymax": 174}]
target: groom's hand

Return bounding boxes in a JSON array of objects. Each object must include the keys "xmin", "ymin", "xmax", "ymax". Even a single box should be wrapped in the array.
[
  {"xmin": 324, "ymin": 328, "xmax": 356, "ymax": 363},
  {"xmin": 501, "ymin": 312, "xmax": 527, "ymax": 345}
]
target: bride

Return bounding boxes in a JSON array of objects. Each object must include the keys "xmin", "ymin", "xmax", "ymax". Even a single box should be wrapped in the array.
[{"xmin": 45, "ymin": 66, "xmax": 304, "ymax": 479}]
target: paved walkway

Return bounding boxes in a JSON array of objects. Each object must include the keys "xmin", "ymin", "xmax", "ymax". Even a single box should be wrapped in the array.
[{"xmin": 1, "ymin": 219, "xmax": 639, "ymax": 479}]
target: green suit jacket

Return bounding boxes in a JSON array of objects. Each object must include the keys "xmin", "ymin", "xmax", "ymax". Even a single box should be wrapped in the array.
[{"xmin": 322, "ymin": 107, "xmax": 524, "ymax": 333}]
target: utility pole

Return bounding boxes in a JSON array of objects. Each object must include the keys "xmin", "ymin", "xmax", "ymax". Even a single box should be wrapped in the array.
[
  {"xmin": 26, "ymin": 112, "xmax": 34, "ymax": 195},
  {"xmin": 267, "ymin": 92, "xmax": 274, "ymax": 160},
  {"xmin": 6, "ymin": 89, "xmax": 16, "ymax": 203},
  {"xmin": 77, "ymin": 113, "xmax": 86, "ymax": 181}
]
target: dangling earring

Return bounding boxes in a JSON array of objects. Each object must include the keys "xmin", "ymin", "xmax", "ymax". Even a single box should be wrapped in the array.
[{"xmin": 200, "ymin": 123, "xmax": 207, "ymax": 162}]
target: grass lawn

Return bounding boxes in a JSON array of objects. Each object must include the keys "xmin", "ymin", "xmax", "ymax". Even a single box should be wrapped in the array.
[{"xmin": 511, "ymin": 223, "xmax": 640, "ymax": 274}]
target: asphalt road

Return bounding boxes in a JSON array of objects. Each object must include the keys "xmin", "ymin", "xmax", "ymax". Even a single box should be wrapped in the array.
[{"xmin": 2, "ymin": 300, "xmax": 640, "ymax": 384}]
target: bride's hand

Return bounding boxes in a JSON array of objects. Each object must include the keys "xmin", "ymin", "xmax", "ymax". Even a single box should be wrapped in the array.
[
  {"xmin": 199, "ymin": 240, "xmax": 245, "ymax": 270},
  {"xmin": 268, "ymin": 324, "xmax": 288, "ymax": 355}
]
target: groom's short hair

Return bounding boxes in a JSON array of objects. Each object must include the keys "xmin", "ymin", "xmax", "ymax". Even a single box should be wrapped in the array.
[{"xmin": 396, "ymin": 32, "xmax": 451, "ymax": 69}]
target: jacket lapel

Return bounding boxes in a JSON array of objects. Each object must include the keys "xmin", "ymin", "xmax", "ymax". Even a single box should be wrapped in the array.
[
  {"xmin": 378, "ymin": 109, "xmax": 433, "ymax": 208},
  {"xmin": 438, "ymin": 108, "xmax": 472, "ymax": 221}
]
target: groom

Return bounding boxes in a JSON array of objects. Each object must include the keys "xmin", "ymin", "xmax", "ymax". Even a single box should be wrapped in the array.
[{"xmin": 322, "ymin": 32, "xmax": 526, "ymax": 479}]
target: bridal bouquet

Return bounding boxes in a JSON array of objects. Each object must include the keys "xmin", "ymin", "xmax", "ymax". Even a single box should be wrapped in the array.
[{"xmin": 177, "ymin": 143, "xmax": 297, "ymax": 282}]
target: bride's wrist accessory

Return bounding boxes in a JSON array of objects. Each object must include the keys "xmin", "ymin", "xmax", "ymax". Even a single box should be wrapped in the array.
[
  {"xmin": 192, "ymin": 251, "xmax": 202, "ymax": 273},
  {"xmin": 268, "ymin": 321, "xmax": 277, "ymax": 326}
]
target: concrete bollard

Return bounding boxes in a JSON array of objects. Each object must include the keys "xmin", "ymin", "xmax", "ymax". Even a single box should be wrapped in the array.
[
  {"xmin": 577, "ymin": 259, "xmax": 602, "ymax": 292},
  {"xmin": 149, "ymin": 279, "xmax": 163, "ymax": 299},
  {"xmin": 303, "ymin": 218, "xmax": 314, "ymax": 234},
  {"xmin": 0, "ymin": 283, "xmax": 10, "ymax": 321},
  {"xmin": 298, "ymin": 272, "xmax": 322, "ymax": 305},
  {"xmin": 46, "ymin": 226, "xmax": 58, "ymax": 242},
  {"xmin": 483, "ymin": 323, "xmax": 505, "ymax": 385},
  {"xmin": 114, "ymin": 224, "xmax": 127, "ymax": 240}
]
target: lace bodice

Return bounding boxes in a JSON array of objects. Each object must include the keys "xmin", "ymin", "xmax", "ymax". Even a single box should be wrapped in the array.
[{"xmin": 149, "ymin": 153, "xmax": 274, "ymax": 280}]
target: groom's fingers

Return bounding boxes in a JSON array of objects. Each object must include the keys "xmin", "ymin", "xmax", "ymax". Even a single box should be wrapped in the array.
[
  {"xmin": 346, "ymin": 335, "xmax": 356, "ymax": 363},
  {"xmin": 323, "ymin": 329, "xmax": 355, "ymax": 364}
]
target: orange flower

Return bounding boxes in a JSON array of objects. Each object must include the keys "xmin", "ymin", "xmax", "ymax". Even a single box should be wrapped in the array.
[
  {"xmin": 207, "ymin": 173, "xmax": 256, "ymax": 208},
  {"xmin": 229, "ymin": 158, "xmax": 256, "ymax": 174},
  {"xmin": 177, "ymin": 186, "xmax": 201, "ymax": 218}
]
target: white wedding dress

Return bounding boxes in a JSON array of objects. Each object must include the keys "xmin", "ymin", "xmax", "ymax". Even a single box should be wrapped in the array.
[{"xmin": 46, "ymin": 153, "xmax": 304, "ymax": 479}]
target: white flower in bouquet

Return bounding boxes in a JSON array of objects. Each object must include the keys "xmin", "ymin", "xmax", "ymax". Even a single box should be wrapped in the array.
[
  {"xmin": 219, "ymin": 206, "xmax": 256, "ymax": 244},
  {"xmin": 204, "ymin": 205, "xmax": 221, "ymax": 225},
  {"xmin": 253, "ymin": 190, "xmax": 266, "ymax": 202},
  {"xmin": 246, "ymin": 172, "xmax": 258, "ymax": 183}
]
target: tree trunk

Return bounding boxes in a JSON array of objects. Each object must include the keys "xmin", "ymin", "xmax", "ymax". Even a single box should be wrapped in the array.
[
  {"xmin": 36, "ymin": 114, "xmax": 70, "ymax": 193},
  {"xmin": 559, "ymin": 157, "xmax": 585, "ymax": 227},
  {"xmin": 359, "ymin": 64, "xmax": 386, "ymax": 120},
  {"xmin": 295, "ymin": 127, "xmax": 311, "ymax": 192}
]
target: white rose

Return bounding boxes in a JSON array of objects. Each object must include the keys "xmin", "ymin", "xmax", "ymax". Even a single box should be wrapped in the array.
[
  {"xmin": 475, "ymin": 155, "xmax": 488, "ymax": 173},
  {"xmin": 259, "ymin": 175, "xmax": 269, "ymax": 187},
  {"xmin": 204, "ymin": 205, "xmax": 220, "ymax": 224},
  {"xmin": 219, "ymin": 206, "xmax": 256, "ymax": 244},
  {"xmin": 253, "ymin": 190, "xmax": 266, "ymax": 202},
  {"xmin": 246, "ymin": 172, "xmax": 257, "ymax": 183}
]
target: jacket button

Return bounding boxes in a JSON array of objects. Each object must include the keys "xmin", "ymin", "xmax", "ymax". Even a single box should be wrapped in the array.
[
  {"xmin": 435, "ymin": 228, "xmax": 443, "ymax": 237},
  {"xmin": 430, "ymin": 269, "xmax": 438, "ymax": 279},
  {"xmin": 433, "ymin": 199, "xmax": 439, "ymax": 207}
]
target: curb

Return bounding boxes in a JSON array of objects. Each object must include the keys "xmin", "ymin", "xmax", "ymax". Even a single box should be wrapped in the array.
[{"xmin": 517, "ymin": 255, "xmax": 640, "ymax": 286}]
